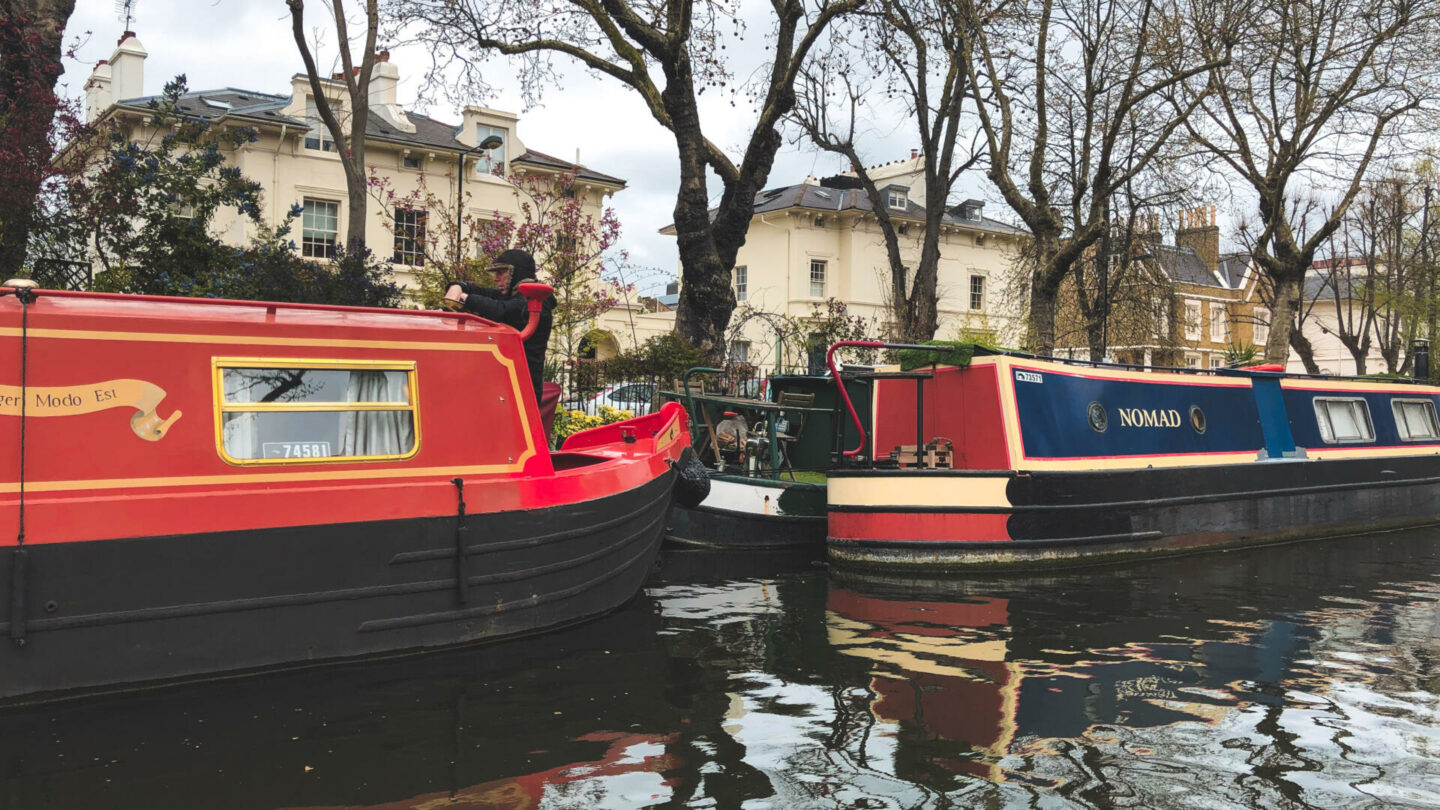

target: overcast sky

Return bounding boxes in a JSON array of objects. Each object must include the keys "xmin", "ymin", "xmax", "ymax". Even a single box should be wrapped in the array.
[
  {"xmin": 61, "ymin": 0, "xmax": 976, "ymax": 293},
  {"xmin": 61, "ymin": 1, "xmax": 1263, "ymax": 295}
]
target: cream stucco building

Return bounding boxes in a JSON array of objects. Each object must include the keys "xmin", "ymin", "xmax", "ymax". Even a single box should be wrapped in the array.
[
  {"xmin": 79, "ymin": 32, "xmax": 626, "ymax": 294},
  {"xmin": 664, "ymin": 157, "xmax": 1025, "ymax": 372}
]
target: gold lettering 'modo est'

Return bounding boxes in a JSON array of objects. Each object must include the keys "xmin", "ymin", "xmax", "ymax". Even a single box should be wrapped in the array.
[
  {"xmin": 1117, "ymin": 408, "xmax": 1182, "ymax": 428},
  {"xmin": 0, "ymin": 380, "xmax": 181, "ymax": 441}
]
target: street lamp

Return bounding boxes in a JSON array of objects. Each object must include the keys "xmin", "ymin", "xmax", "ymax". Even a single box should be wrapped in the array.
[{"xmin": 454, "ymin": 134, "xmax": 505, "ymax": 266}]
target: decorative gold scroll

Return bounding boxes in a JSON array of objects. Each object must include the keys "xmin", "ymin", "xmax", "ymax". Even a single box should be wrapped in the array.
[{"xmin": 0, "ymin": 379, "xmax": 182, "ymax": 441}]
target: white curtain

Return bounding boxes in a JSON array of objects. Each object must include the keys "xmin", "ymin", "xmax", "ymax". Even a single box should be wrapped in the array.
[
  {"xmin": 222, "ymin": 377, "xmax": 259, "ymax": 459},
  {"xmin": 340, "ymin": 371, "xmax": 414, "ymax": 456}
]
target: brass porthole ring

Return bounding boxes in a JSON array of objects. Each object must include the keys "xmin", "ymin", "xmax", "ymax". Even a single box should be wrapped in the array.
[{"xmin": 1087, "ymin": 401, "xmax": 1108, "ymax": 433}]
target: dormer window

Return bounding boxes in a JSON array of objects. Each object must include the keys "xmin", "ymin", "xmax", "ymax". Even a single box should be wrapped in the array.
[
  {"xmin": 888, "ymin": 190, "xmax": 907, "ymax": 209},
  {"xmin": 475, "ymin": 125, "xmax": 506, "ymax": 175},
  {"xmin": 304, "ymin": 98, "xmax": 335, "ymax": 152}
]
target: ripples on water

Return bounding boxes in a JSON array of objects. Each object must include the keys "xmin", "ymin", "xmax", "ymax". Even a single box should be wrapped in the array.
[{"xmin": 0, "ymin": 533, "xmax": 1436, "ymax": 809}]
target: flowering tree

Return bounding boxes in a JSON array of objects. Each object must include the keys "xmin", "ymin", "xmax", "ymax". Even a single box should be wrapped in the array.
[
  {"xmin": 373, "ymin": 167, "xmax": 627, "ymax": 364},
  {"xmin": 0, "ymin": 1, "xmax": 78, "ymax": 275}
]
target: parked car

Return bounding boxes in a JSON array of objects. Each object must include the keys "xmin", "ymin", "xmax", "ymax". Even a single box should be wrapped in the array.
[
  {"xmin": 564, "ymin": 381, "xmax": 657, "ymax": 416},
  {"xmin": 729, "ymin": 378, "xmax": 769, "ymax": 400}
]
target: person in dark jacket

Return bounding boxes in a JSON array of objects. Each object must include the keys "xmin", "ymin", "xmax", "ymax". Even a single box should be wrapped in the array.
[{"xmin": 444, "ymin": 249, "xmax": 555, "ymax": 402}]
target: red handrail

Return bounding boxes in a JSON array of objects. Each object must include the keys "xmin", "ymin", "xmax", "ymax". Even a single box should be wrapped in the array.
[{"xmin": 827, "ymin": 340, "xmax": 886, "ymax": 457}]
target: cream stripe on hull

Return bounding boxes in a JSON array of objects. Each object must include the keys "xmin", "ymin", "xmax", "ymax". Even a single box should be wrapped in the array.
[{"xmin": 828, "ymin": 475, "xmax": 1013, "ymax": 509}]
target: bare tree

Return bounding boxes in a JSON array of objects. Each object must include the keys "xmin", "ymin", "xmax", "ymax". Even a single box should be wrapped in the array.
[
  {"xmin": 392, "ymin": 0, "xmax": 862, "ymax": 359},
  {"xmin": 1178, "ymin": 0, "xmax": 1440, "ymax": 365},
  {"xmin": 287, "ymin": 0, "xmax": 379, "ymax": 257},
  {"xmin": 954, "ymin": 0, "xmax": 1227, "ymax": 353},
  {"xmin": 790, "ymin": 0, "xmax": 985, "ymax": 341}
]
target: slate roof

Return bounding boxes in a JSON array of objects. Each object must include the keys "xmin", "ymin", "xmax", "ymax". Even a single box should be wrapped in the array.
[
  {"xmin": 1151, "ymin": 244, "xmax": 1224, "ymax": 288},
  {"xmin": 111, "ymin": 88, "xmax": 625, "ymax": 187},
  {"xmin": 1215, "ymin": 253, "xmax": 1251, "ymax": 288},
  {"xmin": 744, "ymin": 182, "xmax": 1027, "ymax": 235}
]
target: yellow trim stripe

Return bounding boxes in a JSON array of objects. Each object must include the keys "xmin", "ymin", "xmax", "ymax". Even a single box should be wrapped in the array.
[
  {"xmin": 0, "ymin": 464, "xmax": 521, "ymax": 496},
  {"xmin": 0, "ymin": 327, "xmax": 495, "ymax": 353},
  {"xmin": 1282, "ymin": 378, "xmax": 1440, "ymax": 393}
]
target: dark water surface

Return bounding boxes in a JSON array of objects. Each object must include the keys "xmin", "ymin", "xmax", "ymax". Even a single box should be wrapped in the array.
[{"xmin": 2, "ymin": 533, "xmax": 1437, "ymax": 809}]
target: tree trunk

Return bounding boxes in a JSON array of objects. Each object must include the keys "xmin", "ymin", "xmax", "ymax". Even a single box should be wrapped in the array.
[
  {"xmin": 0, "ymin": 0, "xmax": 75, "ymax": 276},
  {"xmin": 668, "ymin": 62, "xmax": 734, "ymax": 360},
  {"xmin": 1289, "ymin": 325, "xmax": 1320, "ymax": 374},
  {"xmin": 1029, "ymin": 270, "xmax": 1060, "ymax": 355},
  {"xmin": 1263, "ymin": 272, "xmax": 1303, "ymax": 365}
]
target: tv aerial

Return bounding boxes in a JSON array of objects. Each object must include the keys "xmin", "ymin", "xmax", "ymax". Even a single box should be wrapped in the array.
[{"xmin": 116, "ymin": 0, "xmax": 138, "ymax": 30}]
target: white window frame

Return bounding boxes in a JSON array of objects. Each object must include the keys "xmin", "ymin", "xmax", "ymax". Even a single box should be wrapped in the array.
[
  {"xmin": 1184, "ymin": 353, "xmax": 1201, "ymax": 369},
  {"xmin": 1153, "ymin": 296, "xmax": 1170, "ymax": 339},
  {"xmin": 304, "ymin": 98, "xmax": 335, "ymax": 153},
  {"xmin": 729, "ymin": 340, "xmax": 750, "ymax": 364},
  {"xmin": 969, "ymin": 274, "xmax": 986, "ymax": 311},
  {"xmin": 301, "ymin": 198, "xmax": 340, "ymax": 259},
  {"xmin": 475, "ymin": 125, "xmax": 507, "ymax": 175},
  {"xmin": 392, "ymin": 207, "xmax": 426, "ymax": 267},
  {"xmin": 1209, "ymin": 304, "xmax": 1228, "ymax": 344},
  {"xmin": 1184, "ymin": 300, "xmax": 1201, "ymax": 340},
  {"xmin": 1392, "ymin": 398, "xmax": 1440, "ymax": 442},
  {"xmin": 1314, "ymin": 397, "xmax": 1375, "ymax": 444},
  {"xmin": 734, "ymin": 265, "xmax": 747, "ymax": 302},
  {"xmin": 887, "ymin": 190, "xmax": 907, "ymax": 209},
  {"xmin": 1253, "ymin": 307, "xmax": 1270, "ymax": 346},
  {"xmin": 809, "ymin": 259, "xmax": 827, "ymax": 298}
]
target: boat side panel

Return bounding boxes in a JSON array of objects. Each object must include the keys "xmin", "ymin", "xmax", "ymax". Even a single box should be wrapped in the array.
[
  {"xmin": 1280, "ymin": 383, "xmax": 1440, "ymax": 453},
  {"xmin": 1007, "ymin": 362, "xmax": 1264, "ymax": 462},
  {"xmin": 870, "ymin": 366, "xmax": 1008, "ymax": 469},
  {"xmin": 827, "ymin": 457, "xmax": 1440, "ymax": 568},
  {"xmin": 0, "ymin": 470, "xmax": 674, "ymax": 699}
]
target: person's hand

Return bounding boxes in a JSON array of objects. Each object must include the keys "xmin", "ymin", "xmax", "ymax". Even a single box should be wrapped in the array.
[{"xmin": 444, "ymin": 284, "xmax": 465, "ymax": 302}]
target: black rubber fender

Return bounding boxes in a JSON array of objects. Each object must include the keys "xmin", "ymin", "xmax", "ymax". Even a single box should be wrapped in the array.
[{"xmin": 671, "ymin": 446, "xmax": 711, "ymax": 508}]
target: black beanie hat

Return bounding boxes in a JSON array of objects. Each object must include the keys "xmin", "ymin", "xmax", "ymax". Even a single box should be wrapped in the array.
[{"xmin": 495, "ymin": 249, "xmax": 537, "ymax": 289}]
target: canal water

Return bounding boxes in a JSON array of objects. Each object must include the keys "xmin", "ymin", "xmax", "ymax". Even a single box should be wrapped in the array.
[{"xmin": 1, "ymin": 532, "xmax": 1437, "ymax": 809}]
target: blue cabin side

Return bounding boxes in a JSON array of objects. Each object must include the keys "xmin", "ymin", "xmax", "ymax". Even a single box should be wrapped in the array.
[{"xmin": 992, "ymin": 357, "xmax": 1440, "ymax": 471}]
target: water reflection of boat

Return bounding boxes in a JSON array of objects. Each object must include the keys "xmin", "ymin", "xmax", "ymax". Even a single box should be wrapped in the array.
[
  {"xmin": 0, "ymin": 596, "xmax": 685, "ymax": 809},
  {"xmin": 826, "ymin": 342, "xmax": 1440, "ymax": 570},
  {"xmin": 0, "ymin": 284, "xmax": 695, "ymax": 700},
  {"xmin": 824, "ymin": 535, "xmax": 1440, "ymax": 802}
]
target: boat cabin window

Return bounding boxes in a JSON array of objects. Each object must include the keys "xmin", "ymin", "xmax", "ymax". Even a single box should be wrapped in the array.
[
  {"xmin": 1392, "ymin": 398, "xmax": 1440, "ymax": 441},
  {"xmin": 1313, "ymin": 397, "xmax": 1374, "ymax": 444},
  {"xmin": 214, "ymin": 359, "xmax": 419, "ymax": 464}
]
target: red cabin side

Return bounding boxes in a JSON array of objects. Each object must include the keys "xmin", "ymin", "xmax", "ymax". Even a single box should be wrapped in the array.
[{"xmin": 870, "ymin": 364, "xmax": 1009, "ymax": 469}]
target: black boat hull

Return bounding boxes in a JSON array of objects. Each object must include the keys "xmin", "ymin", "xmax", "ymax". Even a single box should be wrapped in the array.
[
  {"xmin": 665, "ymin": 476, "xmax": 826, "ymax": 551},
  {"xmin": 829, "ymin": 455, "xmax": 1440, "ymax": 570},
  {"xmin": 0, "ymin": 470, "xmax": 674, "ymax": 701}
]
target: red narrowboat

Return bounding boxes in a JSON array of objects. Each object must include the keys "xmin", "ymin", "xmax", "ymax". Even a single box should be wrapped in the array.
[
  {"xmin": 0, "ymin": 281, "xmax": 697, "ymax": 700},
  {"xmin": 827, "ymin": 341, "xmax": 1440, "ymax": 570}
]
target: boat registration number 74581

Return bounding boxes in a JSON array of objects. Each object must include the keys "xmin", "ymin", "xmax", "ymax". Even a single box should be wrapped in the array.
[{"xmin": 262, "ymin": 442, "xmax": 333, "ymax": 459}]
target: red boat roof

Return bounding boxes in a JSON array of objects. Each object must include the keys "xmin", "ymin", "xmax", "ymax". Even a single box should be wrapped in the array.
[{"xmin": 18, "ymin": 289, "xmax": 502, "ymax": 339}]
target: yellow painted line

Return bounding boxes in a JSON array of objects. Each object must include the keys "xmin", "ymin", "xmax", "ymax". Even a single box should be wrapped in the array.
[
  {"xmin": 0, "ymin": 463, "xmax": 525, "ymax": 496},
  {"xmin": 1305, "ymin": 445, "xmax": 1440, "ymax": 460},
  {"xmin": 1017, "ymin": 451, "xmax": 1260, "ymax": 471},
  {"xmin": 0, "ymin": 327, "xmax": 494, "ymax": 353},
  {"xmin": 1281, "ymin": 378, "xmax": 1440, "ymax": 393}
]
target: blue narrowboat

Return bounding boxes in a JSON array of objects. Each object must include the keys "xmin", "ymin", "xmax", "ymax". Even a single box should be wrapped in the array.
[{"xmin": 827, "ymin": 343, "xmax": 1440, "ymax": 569}]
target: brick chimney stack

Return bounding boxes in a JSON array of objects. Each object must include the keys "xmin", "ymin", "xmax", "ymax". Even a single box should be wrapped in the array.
[{"xmin": 1176, "ymin": 205, "xmax": 1219, "ymax": 273}]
